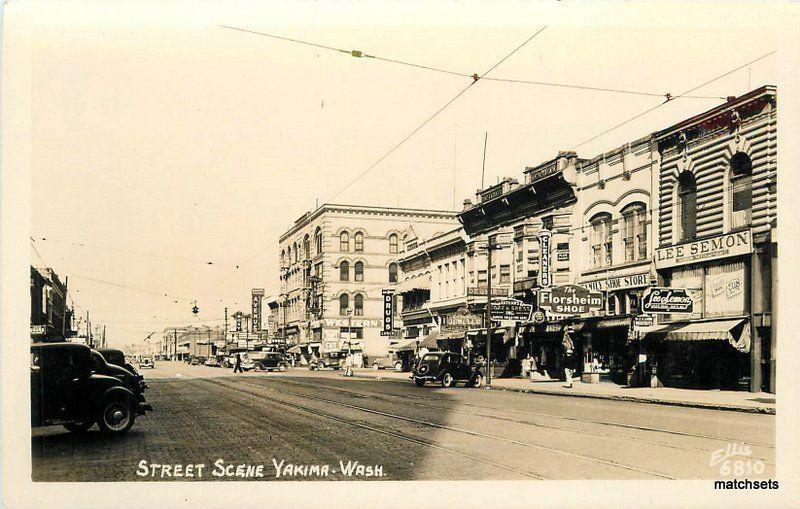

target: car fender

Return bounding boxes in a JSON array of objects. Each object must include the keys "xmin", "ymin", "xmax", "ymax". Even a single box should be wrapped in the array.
[{"xmin": 97, "ymin": 385, "xmax": 135, "ymax": 409}]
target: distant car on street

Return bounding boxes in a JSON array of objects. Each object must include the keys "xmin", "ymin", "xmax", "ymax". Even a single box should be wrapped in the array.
[
  {"xmin": 31, "ymin": 342, "xmax": 152, "ymax": 435},
  {"xmin": 204, "ymin": 357, "xmax": 222, "ymax": 367},
  {"xmin": 412, "ymin": 352, "xmax": 484, "ymax": 388},
  {"xmin": 222, "ymin": 353, "xmax": 255, "ymax": 371},
  {"xmin": 250, "ymin": 352, "xmax": 289, "ymax": 371},
  {"xmin": 368, "ymin": 353, "xmax": 403, "ymax": 371},
  {"xmin": 139, "ymin": 356, "xmax": 154, "ymax": 369},
  {"xmin": 190, "ymin": 356, "xmax": 206, "ymax": 366}
]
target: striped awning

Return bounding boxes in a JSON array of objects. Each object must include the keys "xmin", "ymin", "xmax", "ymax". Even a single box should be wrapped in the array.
[{"xmin": 645, "ymin": 318, "xmax": 750, "ymax": 353}]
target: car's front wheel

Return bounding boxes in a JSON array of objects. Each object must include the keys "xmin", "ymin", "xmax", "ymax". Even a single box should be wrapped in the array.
[
  {"xmin": 63, "ymin": 420, "xmax": 94, "ymax": 433},
  {"xmin": 414, "ymin": 378, "xmax": 426, "ymax": 387},
  {"xmin": 394, "ymin": 362, "xmax": 403, "ymax": 372},
  {"xmin": 372, "ymin": 363, "xmax": 380, "ymax": 371},
  {"xmin": 278, "ymin": 363, "xmax": 287, "ymax": 372},
  {"xmin": 96, "ymin": 398, "xmax": 135, "ymax": 436},
  {"xmin": 470, "ymin": 373, "xmax": 484, "ymax": 388},
  {"xmin": 441, "ymin": 372, "xmax": 456, "ymax": 388}
]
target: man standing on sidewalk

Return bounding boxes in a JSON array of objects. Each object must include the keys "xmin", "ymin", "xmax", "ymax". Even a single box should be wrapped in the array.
[
  {"xmin": 562, "ymin": 328, "xmax": 576, "ymax": 388},
  {"xmin": 233, "ymin": 352, "xmax": 243, "ymax": 373}
]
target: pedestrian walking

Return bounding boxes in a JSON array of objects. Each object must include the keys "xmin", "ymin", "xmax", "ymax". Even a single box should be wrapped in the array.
[
  {"xmin": 521, "ymin": 354, "xmax": 532, "ymax": 378},
  {"xmin": 344, "ymin": 353, "xmax": 354, "ymax": 377},
  {"xmin": 562, "ymin": 328, "xmax": 576, "ymax": 388},
  {"xmin": 233, "ymin": 352, "xmax": 243, "ymax": 373}
]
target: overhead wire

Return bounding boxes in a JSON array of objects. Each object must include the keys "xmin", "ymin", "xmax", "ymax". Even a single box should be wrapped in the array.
[{"xmin": 220, "ymin": 25, "xmax": 724, "ymax": 101}]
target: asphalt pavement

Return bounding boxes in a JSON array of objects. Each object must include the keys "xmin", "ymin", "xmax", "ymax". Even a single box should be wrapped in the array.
[{"xmin": 31, "ymin": 361, "xmax": 776, "ymax": 481}]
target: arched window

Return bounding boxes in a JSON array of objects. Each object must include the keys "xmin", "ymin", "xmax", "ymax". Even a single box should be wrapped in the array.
[
  {"xmin": 294, "ymin": 242, "xmax": 299, "ymax": 263},
  {"xmin": 354, "ymin": 261, "xmax": 364, "ymax": 282},
  {"xmin": 389, "ymin": 233, "xmax": 398, "ymax": 254},
  {"xmin": 303, "ymin": 235, "xmax": 310, "ymax": 260},
  {"xmin": 730, "ymin": 152, "xmax": 753, "ymax": 229},
  {"xmin": 340, "ymin": 232, "xmax": 349, "ymax": 252},
  {"xmin": 589, "ymin": 213, "xmax": 613, "ymax": 268},
  {"xmin": 388, "ymin": 262, "xmax": 398, "ymax": 283},
  {"xmin": 354, "ymin": 294, "xmax": 364, "ymax": 316},
  {"xmin": 622, "ymin": 202, "xmax": 647, "ymax": 262},
  {"xmin": 340, "ymin": 261, "xmax": 350, "ymax": 282},
  {"xmin": 677, "ymin": 171, "xmax": 697, "ymax": 241},
  {"xmin": 315, "ymin": 227, "xmax": 323, "ymax": 255},
  {"xmin": 287, "ymin": 246, "xmax": 292, "ymax": 265},
  {"xmin": 354, "ymin": 231, "xmax": 364, "ymax": 252},
  {"xmin": 339, "ymin": 293, "xmax": 349, "ymax": 315},
  {"xmin": 280, "ymin": 250, "xmax": 286, "ymax": 267}
]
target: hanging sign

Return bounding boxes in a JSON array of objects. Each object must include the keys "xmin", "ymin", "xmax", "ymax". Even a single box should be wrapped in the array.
[
  {"xmin": 633, "ymin": 314, "xmax": 655, "ymax": 329},
  {"xmin": 490, "ymin": 298, "xmax": 534, "ymax": 322},
  {"xmin": 538, "ymin": 230, "xmax": 552, "ymax": 288},
  {"xmin": 641, "ymin": 287, "xmax": 694, "ymax": 314},
  {"xmin": 380, "ymin": 289, "xmax": 395, "ymax": 336},
  {"xmin": 251, "ymin": 289, "xmax": 264, "ymax": 332},
  {"xmin": 235, "ymin": 313, "xmax": 243, "ymax": 332},
  {"xmin": 538, "ymin": 284, "xmax": 603, "ymax": 315}
]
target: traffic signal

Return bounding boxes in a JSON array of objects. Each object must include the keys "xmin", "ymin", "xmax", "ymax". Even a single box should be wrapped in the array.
[{"xmin": 192, "ymin": 305, "xmax": 199, "ymax": 315}]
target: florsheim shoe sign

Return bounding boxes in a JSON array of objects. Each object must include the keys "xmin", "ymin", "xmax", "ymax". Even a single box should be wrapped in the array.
[{"xmin": 538, "ymin": 284, "xmax": 603, "ymax": 315}]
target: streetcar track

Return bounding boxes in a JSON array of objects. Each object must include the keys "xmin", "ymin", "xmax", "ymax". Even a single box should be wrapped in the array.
[
  {"xmin": 195, "ymin": 378, "xmax": 546, "ymax": 480},
  {"xmin": 251, "ymin": 377, "xmax": 775, "ymax": 463},
  {"xmin": 209, "ymin": 378, "xmax": 676, "ymax": 479},
  {"xmin": 250, "ymin": 375, "xmax": 774, "ymax": 450}
]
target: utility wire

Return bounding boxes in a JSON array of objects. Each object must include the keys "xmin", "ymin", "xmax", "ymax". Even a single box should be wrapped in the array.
[
  {"xmin": 220, "ymin": 25, "xmax": 722, "ymax": 101},
  {"xmin": 571, "ymin": 50, "xmax": 776, "ymax": 150},
  {"xmin": 328, "ymin": 26, "xmax": 547, "ymax": 202},
  {"xmin": 68, "ymin": 273, "xmax": 196, "ymax": 303}
]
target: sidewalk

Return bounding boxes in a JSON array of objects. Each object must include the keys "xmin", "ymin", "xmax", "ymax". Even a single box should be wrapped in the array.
[{"xmin": 349, "ymin": 369, "xmax": 776, "ymax": 414}]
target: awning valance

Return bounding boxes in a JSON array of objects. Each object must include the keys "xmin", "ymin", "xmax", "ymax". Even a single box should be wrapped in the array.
[
  {"xmin": 394, "ymin": 340, "xmax": 418, "ymax": 353},
  {"xmin": 286, "ymin": 345, "xmax": 302, "ymax": 354},
  {"xmin": 594, "ymin": 316, "xmax": 633, "ymax": 330},
  {"xmin": 648, "ymin": 318, "xmax": 750, "ymax": 353},
  {"xmin": 394, "ymin": 276, "xmax": 431, "ymax": 294}
]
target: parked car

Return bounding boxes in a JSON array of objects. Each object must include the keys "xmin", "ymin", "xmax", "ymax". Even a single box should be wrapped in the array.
[
  {"xmin": 222, "ymin": 353, "xmax": 255, "ymax": 371},
  {"xmin": 139, "ymin": 356, "xmax": 155, "ymax": 369},
  {"xmin": 368, "ymin": 353, "xmax": 403, "ymax": 371},
  {"xmin": 190, "ymin": 356, "xmax": 206, "ymax": 366},
  {"xmin": 204, "ymin": 357, "xmax": 222, "ymax": 367},
  {"xmin": 98, "ymin": 348, "xmax": 140, "ymax": 375},
  {"xmin": 412, "ymin": 352, "xmax": 484, "ymax": 388},
  {"xmin": 31, "ymin": 342, "xmax": 152, "ymax": 435},
  {"xmin": 251, "ymin": 352, "xmax": 289, "ymax": 371}
]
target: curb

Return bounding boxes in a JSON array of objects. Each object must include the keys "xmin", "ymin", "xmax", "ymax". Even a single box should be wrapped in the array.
[{"xmin": 349, "ymin": 373, "xmax": 776, "ymax": 415}]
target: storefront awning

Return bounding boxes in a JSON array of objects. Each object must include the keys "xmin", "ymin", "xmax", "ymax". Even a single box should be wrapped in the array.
[
  {"xmin": 650, "ymin": 318, "xmax": 750, "ymax": 353},
  {"xmin": 394, "ymin": 277, "xmax": 430, "ymax": 294},
  {"xmin": 594, "ymin": 316, "xmax": 633, "ymax": 330},
  {"xmin": 394, "ymin": 340, "xmax": 418, "ymax": 353},
  {"xmin": 286, "ymin": 345, "xmax": 302, "ymax": 354}
]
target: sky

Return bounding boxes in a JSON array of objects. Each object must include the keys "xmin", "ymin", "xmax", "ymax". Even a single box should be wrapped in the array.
[{"xmin": 8, "ymin": 1, "xmax": 792, "ymax": 350}]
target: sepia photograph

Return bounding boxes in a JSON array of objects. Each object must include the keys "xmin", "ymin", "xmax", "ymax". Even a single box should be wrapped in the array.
[{"xmin": 2, "ymin": 1, "xmax": 800, "ymax": 508}]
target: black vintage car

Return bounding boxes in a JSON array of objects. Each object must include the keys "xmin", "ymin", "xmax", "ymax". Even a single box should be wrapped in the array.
[
  {"xmin": 97, "ymin": 348, "xmax": 140, "ymax": 376},
  {"xmin": 91, "ymin": 350, "xmax": 149, "ymax": 393},
  {"xmin": 31, "ymin": 342, "xmax": 152, "ymax": 435},
  {"xmin": 251, "ymin": 352, "xmax": 289, "ymax": 371},
  {"xmin": 412, "ymin": 352, "xmax": 484, "ymax": 388}
]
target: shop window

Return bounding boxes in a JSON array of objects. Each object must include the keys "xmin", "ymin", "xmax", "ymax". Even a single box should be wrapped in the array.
[
  {"xmin": 389, "ymin": 262, "xmax": 398, "ymax": 283},
  {"xmin": 315, "ymin": 227, "xmax": 323, "ymax": 255},
  {"xmin": 730, "ymin": 152, "xmax": 753, "ymax": 229},
  {"xmin": 339, "ymin": 294, "xmax": 349, "ymax": 315},
  {"xmin": 354, "ymin": 261, "xmax": 364, "ymax": 282},
  {"xmin": 340, "ymin": 232, "xmax": 350, "ymax": 252},
  {"xmin": 499, "ymin": 264, "xmax": 511, "ymax": 284},
  {"xmin": 389, "ymin": 234, "xmax": 399, "ymax": 254},
  {"xmin": 677, "ymin": 171, "xmax": 697, "ymax": 241},
  {"xmin": 622, "ymin": 202, "xmax": 647, "ymax": 262},
  {"xmin": 590, "ymin": 213, "xmax": 613, "ymax": 268},
  {"xmin": 354, "ymin": 294, "xmax": 364, "ymax": 316},
  {"xmin": 354, "ymin": 232, "xmax": 364, "ymax": 252},
  {"xmin": 340, "ymin": 261, "xmax": 350, "ymax": 282}
]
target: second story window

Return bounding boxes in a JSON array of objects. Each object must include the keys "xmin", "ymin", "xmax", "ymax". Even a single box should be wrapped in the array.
[
  {"xmin": 315, "ymin": 227, "xmax": 323, "ymax": 254},
  {"xmin": 340, "ymin": 261, "xmax": 350, "ymax": 282},
  {"xmin": 354, "ymin": 232, "xmax": 364, "ymax": 252},
  {"xmin": 339, "ymin": 293, "xmax": 349, "ymax": 315},
  {"xmin": 354, "ymin": 261, "xmax": 364, "ymax": 282},
  {"xmin": 590, "ymin": 213, "xmax": 613, "ymax": 268},
  {"xmin": 730, "ymin": 152, "xmax": 753, "ymax": 229},
  {"xmin": 499, "ymin": 264, "xmax": 511, "ymax": 284},
  {"xmin": 303, "ymin": 235, "xmax": 310, "ymax": 260},
  {"xmin": 388, "ymin": 262, "xmax": 398, "ymax": 283},
  {"xmin": 677, "ymin": 170, "xmax": 697, "ymax": 242},
  {"xmin": 389, "ymin": 234, "xmax": 399, "ymax": 254},
  {"xmin": 354, "ymin": 294, "xmax": 364, "ymax": 316},
  {"xmin": 340, "ymin": 232, "xmax": 349, "ymax": 252},
  {"xmin": 622, "ymin": 203, "xmax": 647, "ymax": 262}
]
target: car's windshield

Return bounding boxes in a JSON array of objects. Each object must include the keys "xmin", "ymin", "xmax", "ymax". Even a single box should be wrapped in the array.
[{"xmin": 421, "ymin": 353, "xmax": 443, "ymax": 361}]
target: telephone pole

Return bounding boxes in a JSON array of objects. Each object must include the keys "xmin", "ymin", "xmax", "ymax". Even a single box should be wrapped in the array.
[{"xmin": 483, "ymin": 233, "xmax": 505, "ymax": 390}]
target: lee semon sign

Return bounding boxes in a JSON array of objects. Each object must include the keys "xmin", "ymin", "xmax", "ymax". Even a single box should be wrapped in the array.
[
  {"xmin": 654, "ymin": 230, "xmax": 752, "ymax": 269},
  {"xmin": 641, "ymin": 287, "xmax": 694, "ymax": 314}
]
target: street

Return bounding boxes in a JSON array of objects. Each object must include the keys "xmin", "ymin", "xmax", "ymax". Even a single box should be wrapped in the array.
[{"xmin": 31, "ymin": 361, "xmax": 775, "ymax": 482}]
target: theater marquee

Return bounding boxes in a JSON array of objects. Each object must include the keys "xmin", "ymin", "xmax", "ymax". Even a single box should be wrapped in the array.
[{"xmin": 654, "ymin": 230, "xmax": 752, "ymax": 269}]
